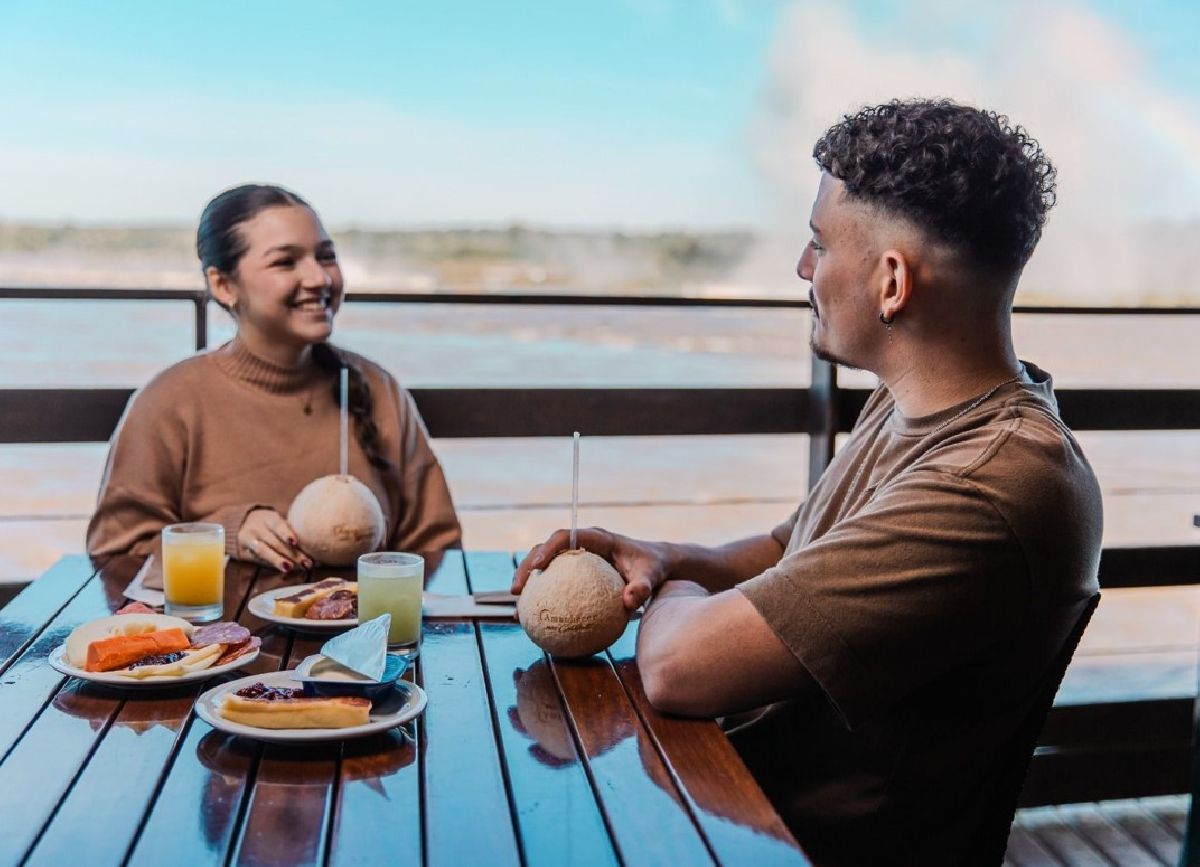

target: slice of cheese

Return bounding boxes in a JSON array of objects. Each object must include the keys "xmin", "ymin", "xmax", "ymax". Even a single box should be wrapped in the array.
[
  {"xmin": 119, "ymin": 643, "xmax": 222, "ymax": 678},
  {"xmin": 218, "ymin": 693, "xmax": 370, "ymax": 729}
]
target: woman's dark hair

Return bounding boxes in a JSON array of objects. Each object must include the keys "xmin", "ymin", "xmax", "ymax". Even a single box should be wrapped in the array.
[
  {"xmin": 812, "ymin": 99, "xmax": 1056, "ymax": 277},
  {"xmin": 310, "ymin": 342, "xmax": 391, "ymax": 471},
  {"xmin": 197, "ymin": 184, "xmax": 392, "ymax": 471}
]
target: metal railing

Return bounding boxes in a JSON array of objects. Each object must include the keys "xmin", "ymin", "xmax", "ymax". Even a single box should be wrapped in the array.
[{"xmin": 2, "ymin": 286, "xmax": 1200, "ymax": 488}]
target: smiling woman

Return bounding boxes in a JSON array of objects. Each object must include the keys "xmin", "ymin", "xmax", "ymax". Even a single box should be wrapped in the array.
[{"xmin": 86, "ymin": 184, "xmax": 462, "ymax": 572}]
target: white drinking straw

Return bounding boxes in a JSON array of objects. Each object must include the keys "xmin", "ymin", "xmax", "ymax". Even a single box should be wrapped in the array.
[
  {"xmin": 570, "ymin": 431, "xmax": 580, "ymax": 549},
  {"xmin": 340, "ymin": 367, "xmax": 350, "ymax": 477}
]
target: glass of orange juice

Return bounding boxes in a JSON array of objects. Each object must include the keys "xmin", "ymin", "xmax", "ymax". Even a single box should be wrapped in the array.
[{"xmin": 162, "ymin": 522, "xmax": 225, "ymax": 622}]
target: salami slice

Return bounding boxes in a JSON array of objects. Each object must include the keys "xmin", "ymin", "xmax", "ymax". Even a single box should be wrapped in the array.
[
  {"xmin": 191, "ymin": 622, "xmax": 251, "ymax": 648},
  {"xmin": 116, "ymin": 602, "xmax": 158, "ymax": 616},
  {"xmin": 216, "ymin": 635, "xmax": 261, "ymax": 666}
]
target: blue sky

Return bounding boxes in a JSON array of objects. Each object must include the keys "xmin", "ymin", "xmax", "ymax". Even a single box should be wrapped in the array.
[{"xmin": 0, "ymin": 0, "xmax": 1196, "ymax": 229}]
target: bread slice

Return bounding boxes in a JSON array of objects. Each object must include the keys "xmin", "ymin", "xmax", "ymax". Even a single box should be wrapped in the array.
[
  {"xmin": 273, "ymin": 578, "xmax": 353, "ymax": 618},
  {"xmin": 219, "ymin": 693, "xmax": 370, "ymax": 729}
]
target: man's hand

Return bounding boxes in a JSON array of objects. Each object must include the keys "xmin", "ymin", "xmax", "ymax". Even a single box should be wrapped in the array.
[
  {"xmin": 238, "ymin": 508, "xmax": 311, "ymax": 572},
  {"xmin": 512, "ymin": 527, "xmax": 670, "ymax": 611}
]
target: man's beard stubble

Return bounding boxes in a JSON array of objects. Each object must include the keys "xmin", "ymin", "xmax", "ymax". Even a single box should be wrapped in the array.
[{"xmin": 809, "ymin": 322, "xmax": 862, "ymax": 372}]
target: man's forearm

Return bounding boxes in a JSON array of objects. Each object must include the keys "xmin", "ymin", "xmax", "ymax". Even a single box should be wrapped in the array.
[{"xmin": 659, "ymin": 533, "xmax": 783, "ymax": 593}]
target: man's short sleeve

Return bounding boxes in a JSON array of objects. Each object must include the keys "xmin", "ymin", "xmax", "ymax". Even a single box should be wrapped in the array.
[
  {"xmin": 739, "ymin": 470, "xmax": 1029, "ymax": 729},
  {"xmin": 770, "ymin": 506, "xmax": 801, "ymax": 550}
]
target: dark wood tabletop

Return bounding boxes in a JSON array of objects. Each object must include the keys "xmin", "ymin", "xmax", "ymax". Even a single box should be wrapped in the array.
[{"xmin": 0, "ymin": 551, "xmax": 808, "ymax": 866}]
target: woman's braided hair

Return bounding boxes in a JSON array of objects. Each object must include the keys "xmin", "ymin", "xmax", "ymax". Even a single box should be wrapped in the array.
[
  {"xmin": 197, "ymin": 184, "xmax": 392, "ymax": 471},
  {"xmin": 310, "ymin": 342, "xmax": 392, "ymax": 471}
]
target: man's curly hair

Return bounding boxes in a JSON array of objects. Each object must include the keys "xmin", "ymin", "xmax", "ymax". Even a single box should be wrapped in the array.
[{"xmin": 813, "ymin": 99, "xmax": 1056, "ymax": 276}]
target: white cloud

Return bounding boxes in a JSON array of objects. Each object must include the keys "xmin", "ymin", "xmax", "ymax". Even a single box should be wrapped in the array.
[{"xmin": 747, "ymin": 0, "xmax": 1200, "ymax": 302}]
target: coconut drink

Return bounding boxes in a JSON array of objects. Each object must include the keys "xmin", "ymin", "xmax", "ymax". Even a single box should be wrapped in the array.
[
  {"xmin": 286, "ymin": 368, "xmax": 387, "ymax": 566},
  {"xmin": 517, "ymin": 549, "xmax": 629, "ymax": 658},
  {"xmin": 287, "ymin": 474, "xmax": 385, "ymax": 566}
]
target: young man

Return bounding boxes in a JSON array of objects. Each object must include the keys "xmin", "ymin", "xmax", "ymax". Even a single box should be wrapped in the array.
[{"xmin": 514, "ymin": 99, "xmax": 1102, "ymax": 865}]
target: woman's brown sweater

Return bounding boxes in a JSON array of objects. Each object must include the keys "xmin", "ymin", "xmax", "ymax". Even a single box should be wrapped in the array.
[{"xmin": 87, "ymin": 338, "xmax": 461, "ymax": 562}]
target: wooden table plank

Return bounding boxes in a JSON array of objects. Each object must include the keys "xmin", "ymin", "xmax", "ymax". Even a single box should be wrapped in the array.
[
  {"xmin": 232, "ymin": 628, "xmax": 339, "ymax": 867},
  {"xmin": 480, "ymin": 622, "xmax": 619, "ymax": 866},
  {"xmin": 127, "ymin": 564, "xmax": 293, "ymax": 865},
  {"xmin": 232, "ymin": 740, "xmax": 341, "ymax": 866},
  {"xmin": 219, "ymin": 566, "xmax": 333, "ymax": 864},
  {"xmin": 125, "ymin": 722, "xmax": 258, "ymax": 867},
  {"xmin": 552, "ymin": 623, "xmax": 715, "ymax": 867},
  {"xmin": 326, "ymin": 723, "xmax": 422, "ymax": 867},
  {"xmin": 464, "ymin": 550, "xmax": 520, "ymax": 594},
  {"xmin": 421, "ymin": 620, "xmax": 521, "ymax": 866},
  {"xmin": 606, "ymin": 627, "xmax": 808, "ymax": 865},
  {"xmin": 0, "ymin": 554, "xmax": 95, "ymax": 673},
  {"xmin": 329, "ymin": 550, "xmax": 495, "ymax": 866},
  {"xmin": 0, "ymin": 559, "xmax": 129, "ymax": 758},
  {"xmin": 426, "ymin": 548, "xmax": 469, "ymax": 596},
  {"xmin": 0, "ymin": 677, "xmax": 121, "ymax": 864},
  {"xmin": 28, "ymin": 561, "xmax": 260, "ymax": 866},
  {"xmin": 25, "ymin": 685, "xmax": 201, "ymax": 866},
  {"xmin": 294, "ymin": 559, "xmax": 424, "ymax": 865}
]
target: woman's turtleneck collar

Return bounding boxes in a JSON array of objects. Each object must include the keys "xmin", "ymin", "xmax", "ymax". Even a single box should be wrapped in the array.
[{"xmin": 213, "ymin": 337, "xmax": 321, "ymax": 394}]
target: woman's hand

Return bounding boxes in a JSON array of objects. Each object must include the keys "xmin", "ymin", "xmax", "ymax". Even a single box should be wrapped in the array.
[
  {"xmin": 238, "ymin": 508, "xmax": 311, "ymax": 572},
  {"xmin": 512, "ymin": 527, "xmax": 671, "ymax": 611}
]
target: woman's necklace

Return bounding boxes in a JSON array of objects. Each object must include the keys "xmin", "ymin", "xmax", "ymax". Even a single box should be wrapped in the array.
[{"xmin": 301, "ymin": 381, "xmax": 320, "ymax": 416}]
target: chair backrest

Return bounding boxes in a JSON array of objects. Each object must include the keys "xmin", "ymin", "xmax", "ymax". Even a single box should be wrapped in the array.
[{"xmin": 964, "ymin": 593, "xmax": 1101, "ymax": 866}]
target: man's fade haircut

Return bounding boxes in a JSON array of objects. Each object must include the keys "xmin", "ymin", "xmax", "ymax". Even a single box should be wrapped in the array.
[{"xmin": 813, "ymin": 99, "xmax": 1056, "ymax": 278}]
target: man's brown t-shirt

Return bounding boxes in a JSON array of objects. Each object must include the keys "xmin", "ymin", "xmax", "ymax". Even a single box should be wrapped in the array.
[{"xmin": 732, "ymin": 363, "xmax": 1102, "ymax": 865}]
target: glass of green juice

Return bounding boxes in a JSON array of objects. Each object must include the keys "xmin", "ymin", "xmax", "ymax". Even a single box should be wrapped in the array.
[{"xmin": 357, "ymin": 552, "xmax": 424, "ymax": 657}]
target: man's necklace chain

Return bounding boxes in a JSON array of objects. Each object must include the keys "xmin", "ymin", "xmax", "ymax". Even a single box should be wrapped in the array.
[
  {"xmin": 928, "ymin": 374, "xmax": 1024, "ymax": 437},
  {"xmin": 849, "ymin": 374, "xmax": 1024, "ymax": 497}
]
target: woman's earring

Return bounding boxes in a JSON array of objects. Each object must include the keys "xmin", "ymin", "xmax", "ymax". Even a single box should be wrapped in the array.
[{"xmin": 879, "ymin": 311, "xmax": 894, "ymax": 327}]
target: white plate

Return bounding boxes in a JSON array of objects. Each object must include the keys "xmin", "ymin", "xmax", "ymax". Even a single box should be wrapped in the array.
[
  {"xmin": 247, "ymin": 583, "xmax": 357, "ymax": 631},
  {"xmin": 194, "ymin": 670, "xmax": 426, "ymax": 742},
  {"xmin": 48, "ymin": 643, "xmax": 260, "ymax": 689}
]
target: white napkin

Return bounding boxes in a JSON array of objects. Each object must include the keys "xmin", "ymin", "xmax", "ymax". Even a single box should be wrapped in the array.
[
  {"xmin": 321, "ymin": 614, "xmax": 390, "ymax": 681},
  {"xmin": 122, "ymin": 556, "xmax": 166, "ymax": 607},
  {"xmin": 422, "ymin": 592, "xmax": 517, "ymax": 620}
]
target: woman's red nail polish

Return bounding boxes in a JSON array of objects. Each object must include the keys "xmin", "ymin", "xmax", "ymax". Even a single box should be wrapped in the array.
[
  {"xmin": 282, "ymin": 561, "xmax": 293, "ymax": 571},
  {"xmin": 288, "ymin": 537, "xmax": 297, "ymax": 545}
]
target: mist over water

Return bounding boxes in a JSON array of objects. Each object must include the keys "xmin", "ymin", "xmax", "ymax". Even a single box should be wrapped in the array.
[{"xmin": 744, "ymin": 0, "xmax": 1200, "ymax": 304}]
